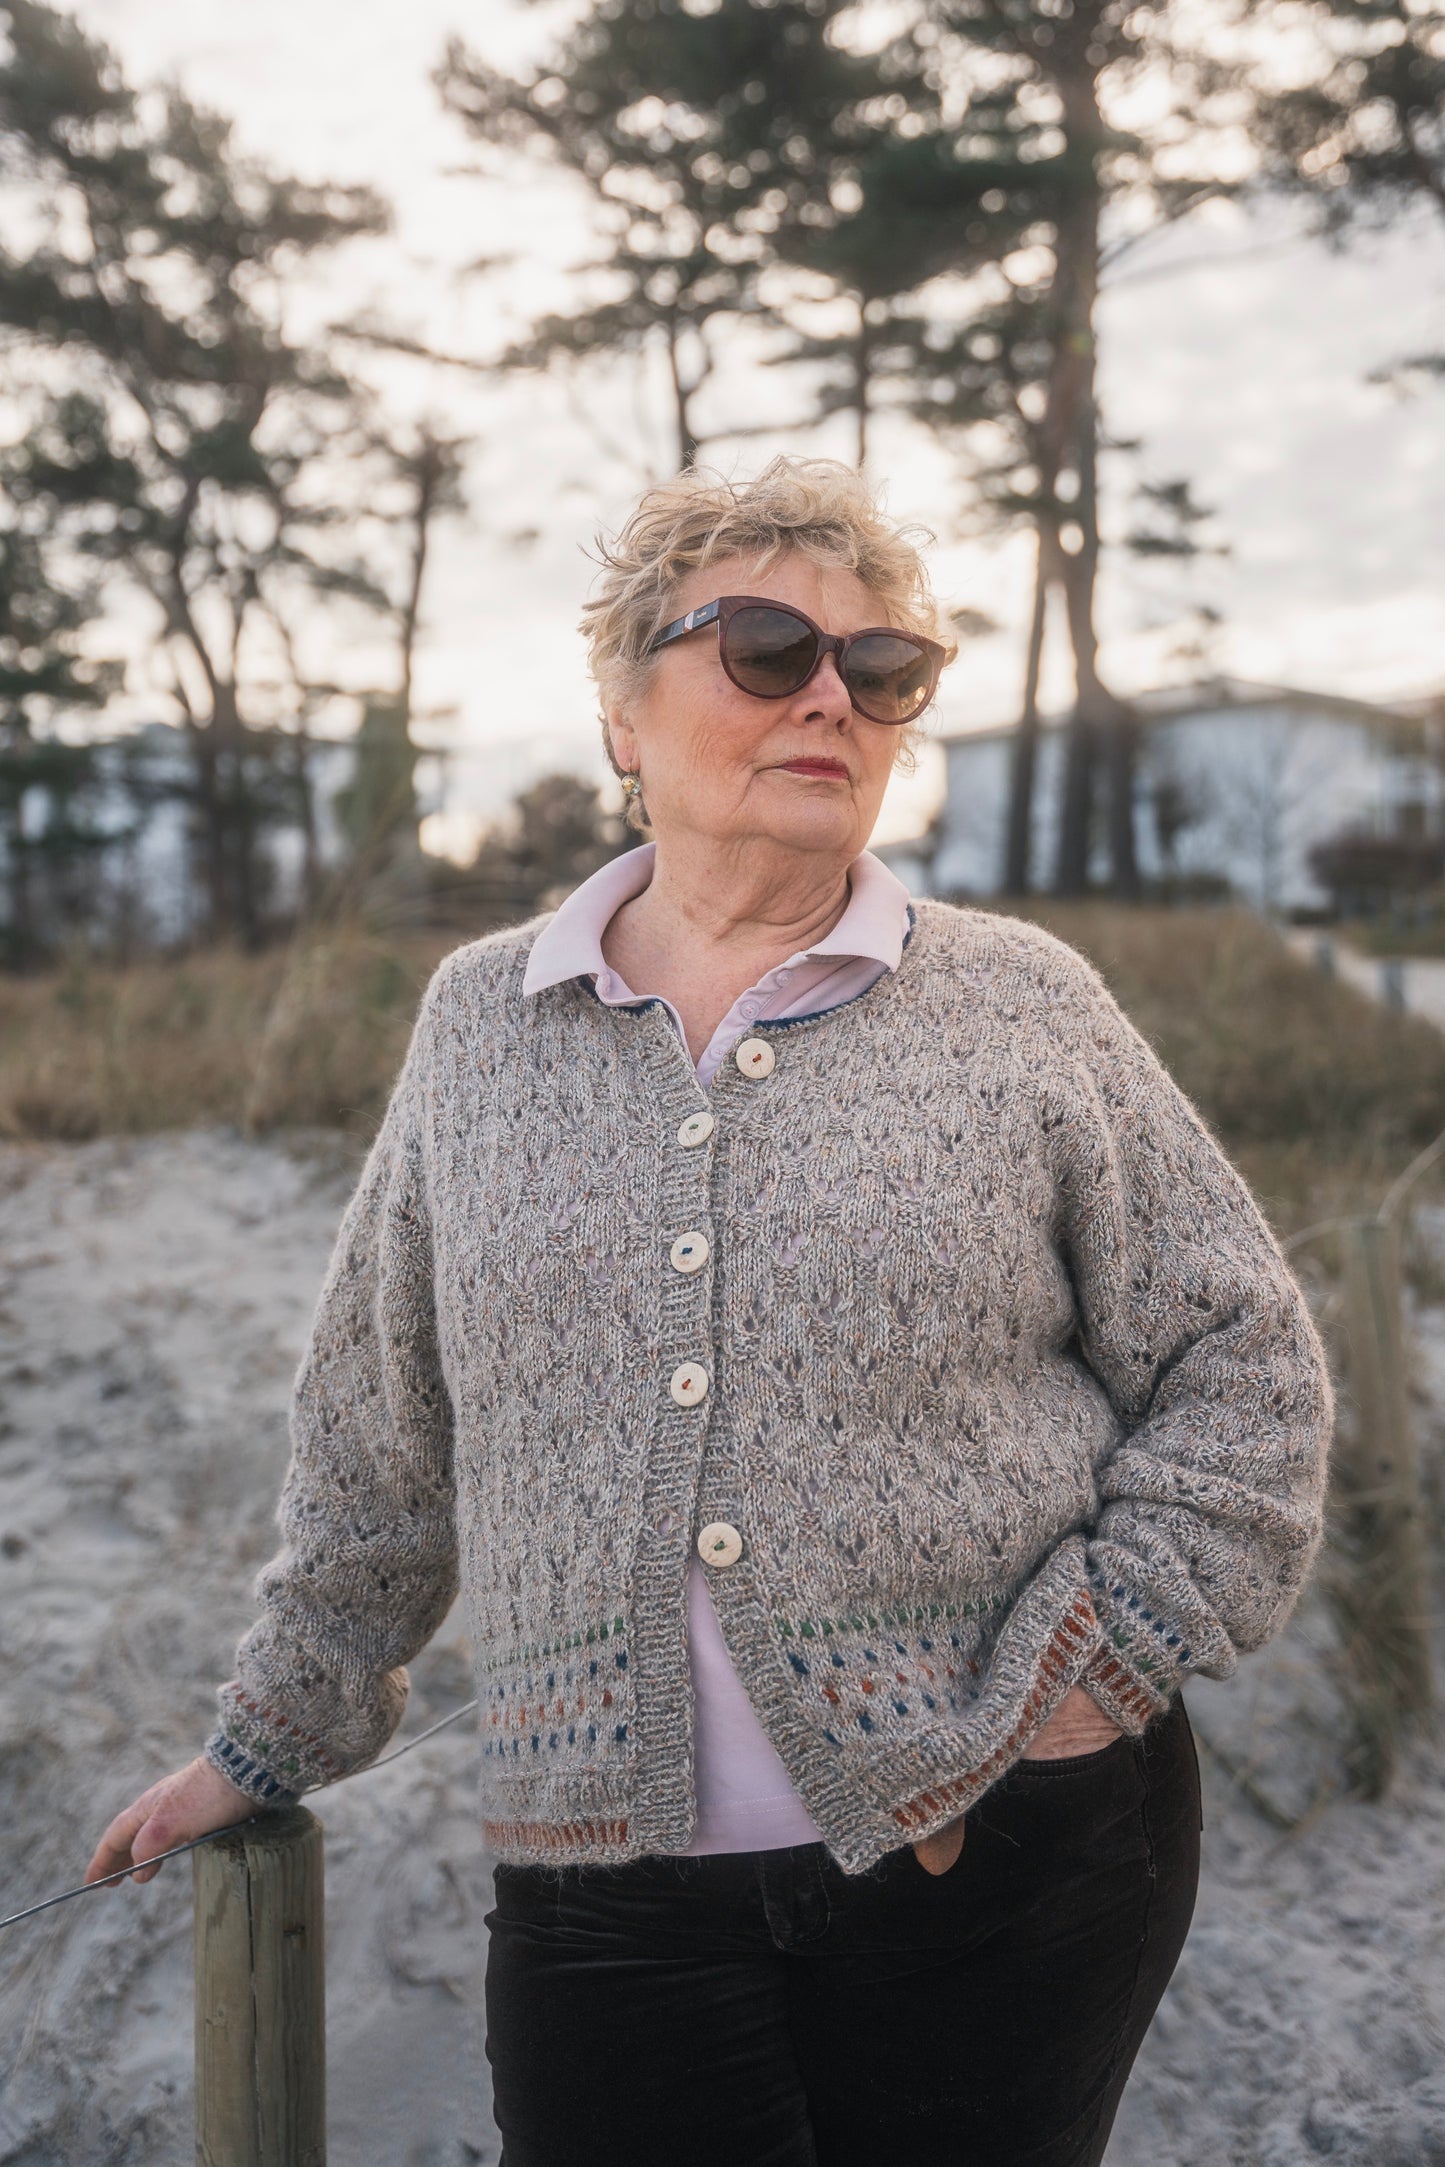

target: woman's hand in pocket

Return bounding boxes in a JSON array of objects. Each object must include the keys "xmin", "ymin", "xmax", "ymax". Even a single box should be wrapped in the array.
[
  {"xmin": 1020, "ymin": 1684, "xmax": 1124, "ymax": 1761},
  {"xmin": 909, "ymin": 1686, "xmax": 1124, "ymax": 1874}
]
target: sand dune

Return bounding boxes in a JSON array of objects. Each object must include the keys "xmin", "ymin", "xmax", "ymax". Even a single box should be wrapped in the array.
[{"xmin": 1, "ymin": 1132, "xmax": 1442, "ymax": 2164}]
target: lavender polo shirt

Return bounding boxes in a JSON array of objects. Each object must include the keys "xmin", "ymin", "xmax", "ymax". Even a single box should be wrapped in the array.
[{"xmin": 522, "ymin": 839, "xmax": 913, "ymax": 1854}]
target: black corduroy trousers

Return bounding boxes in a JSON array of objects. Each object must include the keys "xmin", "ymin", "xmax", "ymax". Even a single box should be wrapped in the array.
[{"xmin": 484, "ymin": 1691, "xmax": 1202, "ymax": 2167}]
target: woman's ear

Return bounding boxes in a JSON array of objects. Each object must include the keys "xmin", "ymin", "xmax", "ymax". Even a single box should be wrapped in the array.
[{"xmin": 606, "ymin": 701, "xmax": 640, "ymax": 780}]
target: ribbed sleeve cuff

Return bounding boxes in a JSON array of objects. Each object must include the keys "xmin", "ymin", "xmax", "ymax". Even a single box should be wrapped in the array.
[
  {"xmin": 211, "ymin": 1673, "xmax": 355, "ymax": 1794},
  {"xmin": 204, "ymin": 1729, "xmax": 304, "ymax": 1807},
  {"xmin": 1079, "ymin": 1552, "xmax": 1200, "ymax": 1733},
  {"xmin": 1078, "ymin": 1641, "xmax": 1175, "ymax": 1735}
]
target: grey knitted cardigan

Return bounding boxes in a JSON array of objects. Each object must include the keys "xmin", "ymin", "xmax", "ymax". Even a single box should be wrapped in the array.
[{"xmin": 206, "ymin": 899, "xmax": 1333, "ymax": 1875}]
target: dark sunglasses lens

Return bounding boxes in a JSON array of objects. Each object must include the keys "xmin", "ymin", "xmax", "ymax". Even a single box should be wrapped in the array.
[
  {"xmin": 844, "ymin": 633, "xmax": 934, "ymax": 723},
  {"xmin": 722, "ymin": 606, "xmax": 819, "ymax": 697}
]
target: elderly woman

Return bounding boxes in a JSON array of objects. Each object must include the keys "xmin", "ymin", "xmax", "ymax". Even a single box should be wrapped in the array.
[{"xmin": 90, "ymin": 456, "xmax": 1332, "ymax": 2167}]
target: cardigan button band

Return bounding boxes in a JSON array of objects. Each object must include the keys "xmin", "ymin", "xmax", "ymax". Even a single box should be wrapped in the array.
[
  {"xmin": 669, "ymin": 1361, "xmax": 710, "ymax": 1406},
  {"xmin": 678, "ymin": 1109, "xmax": 715, "ymax": 1147},
  {"xmin": 698, "ymin": 1521, "xmax": 743, "ymax": 1569},
  {"xmin": 670, "ymin": 1231, "xmax": 710, "ymax": 1274},
  {"xmin": 735, "ymin": 1037, "xmax": 776, "ymax": 1079}
]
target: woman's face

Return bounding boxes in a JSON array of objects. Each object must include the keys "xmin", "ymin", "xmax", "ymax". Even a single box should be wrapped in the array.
[{"xmin": 607, "ymin": 553, "xmax": 907, "ymax": 865}]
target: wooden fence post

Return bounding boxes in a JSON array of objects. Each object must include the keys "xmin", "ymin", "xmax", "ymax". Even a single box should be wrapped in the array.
[
  {"xmin": 1332, "ymin": 1214, "xmax": 1433, "ymax": 1793},
  {"xmin": 194, "ymin": 1805, "xmax": 326, "ymax": 2167}
]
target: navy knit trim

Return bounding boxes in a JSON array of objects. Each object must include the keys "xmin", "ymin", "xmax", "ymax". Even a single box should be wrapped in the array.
[{"xmin": 207, "ymin": 1733, "xmax": 302, "ymax": 1806}]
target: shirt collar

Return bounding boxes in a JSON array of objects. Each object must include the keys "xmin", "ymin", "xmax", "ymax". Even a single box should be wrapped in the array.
[{"xmin": 522, "ymin": 840, "xmax": 911, "ymax": 995}]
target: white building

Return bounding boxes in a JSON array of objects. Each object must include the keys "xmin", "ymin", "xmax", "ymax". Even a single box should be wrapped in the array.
[
  {"xmin": 910, "ymin": 679, "xmax": 1443, "ymax": 913},
  {"xmin": 2, "ymin": 721, "xmax": 370, "ymax": 954}
]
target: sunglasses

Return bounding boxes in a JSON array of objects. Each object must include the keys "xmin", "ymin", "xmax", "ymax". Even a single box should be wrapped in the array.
[{"xmin": 646, "ymin": 594, "xmax": 947, "ymax": 726}]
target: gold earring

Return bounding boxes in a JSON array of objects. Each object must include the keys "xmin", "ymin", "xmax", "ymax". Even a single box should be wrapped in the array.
[{"xmin": 622, "ymin": 773, "xmax": 642, "ymax": 798}]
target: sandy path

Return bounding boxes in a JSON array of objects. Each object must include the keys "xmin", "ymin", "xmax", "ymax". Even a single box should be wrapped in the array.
[{"xmin": 1, "ymin": 1132, "xmax": 1442, "ymax": 2165}]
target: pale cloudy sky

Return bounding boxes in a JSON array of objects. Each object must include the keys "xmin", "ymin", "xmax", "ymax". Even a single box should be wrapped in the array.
[{"xmin": 75, "ymin": 0, "xmax": 1445, "ymax": 847}]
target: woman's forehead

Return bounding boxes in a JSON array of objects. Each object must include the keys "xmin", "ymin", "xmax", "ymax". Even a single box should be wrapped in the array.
[{"xmin": 670, "ymin": 552, "xmax": 884, "ymax": 625}]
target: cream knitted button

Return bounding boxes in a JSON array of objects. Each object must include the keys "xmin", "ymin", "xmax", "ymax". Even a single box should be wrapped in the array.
[
  {"xmin": 735, "ymin": 1036, "xmax": 776, "ymax": 1079},
  {"xmin": 678, "ymin": 1109, "xmax": 715, "ymax": 1148},
  {"xmin": 669, "ymin": 1361, "xmax": 710, "ymax": 1406},
  {"xmin": 698, "ymin": 1521, "xmax": 743, "ymax": 1569},
  {"xmin": 670, "ymin": 1230, "xmax": 710, "ymax": 1275}
]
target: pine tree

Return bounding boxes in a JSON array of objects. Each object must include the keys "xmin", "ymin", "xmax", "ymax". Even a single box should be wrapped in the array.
[
  {"xmin": 874, "ymin": 2, "xmax": 1250, "ymax": 895},
  {"xmin": 437, "ymin": 0, "xmax": 963, "ymax": 470},
  {"xmin": 436, "ymin": 0, "xmax": 1221, "ymax": 896},
  {"xmin": 1245, "ymin": 0, "xmax": 1445, "ymax": 386},
  {"xmin": 0, "ymin": 2, "xmax": 390, "ymax": 944},
  {"xmin": 0, "ymin": 528, "xmax": 119, "ymax": 968}
]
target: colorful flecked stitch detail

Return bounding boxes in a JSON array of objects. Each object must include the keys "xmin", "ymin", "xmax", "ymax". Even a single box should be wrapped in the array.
[
  {"xmin": 478, "ymin": 1614, "xmax": 628, "ymax": 1678},
  {"xmin": 1087, "ymin": 1568, "xmax": 1193, "ymax": 1672},
  {"xmin": 219, "ymin": 1688, "xmax": 344, "ymax": 1784},
  {"xmin": 793, "ymin": 1621, "xmax": 992, "ymax": 1733},
  {"xmin": 483, "ymin": 1816, "xmax": 629, "ymax": 1853},
  {"xmin": 481, "ymin": 1639, "xmax": 633, "ymax": 1762},
  {"xmin": 889, "ymin": 1591, "xmax": 1098, "ymax": 1834}
]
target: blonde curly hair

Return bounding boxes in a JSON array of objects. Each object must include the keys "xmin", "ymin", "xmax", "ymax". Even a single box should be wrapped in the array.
[{"xmin": 580, "ymin": 455, "xmax": 957, "ymax": 831}]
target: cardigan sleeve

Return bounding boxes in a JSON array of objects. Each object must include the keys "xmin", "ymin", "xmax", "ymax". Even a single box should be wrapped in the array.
[
  {"xmin": 204, "ymin": 979, "xmax": 458, "ymax": 1803},
  {"xmin": 1037, "ymin": 944, "xmax": 1335, "ymax": 1736}
]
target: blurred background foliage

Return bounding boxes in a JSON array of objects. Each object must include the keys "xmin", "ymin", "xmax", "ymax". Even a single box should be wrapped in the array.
[{"xmin": 6, "ymin": 901, "xmax": 1445, "ymax": 1263}]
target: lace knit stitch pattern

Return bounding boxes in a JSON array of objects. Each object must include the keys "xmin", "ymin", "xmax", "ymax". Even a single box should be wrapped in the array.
[{"xmin": 206, "ymin": 900, "xmax": 1333, "ymax": 1874}]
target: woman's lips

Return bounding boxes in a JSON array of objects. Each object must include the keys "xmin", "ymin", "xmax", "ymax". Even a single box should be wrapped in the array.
[{"xmin": 777, "ymin": 759, "xmax": 850, "ymax": 778}]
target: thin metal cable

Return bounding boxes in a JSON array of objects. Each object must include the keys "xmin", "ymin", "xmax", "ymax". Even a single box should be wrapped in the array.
[{"xmin": 0, "ymin": 1696, "xmax": 480, "ymax": 1937}]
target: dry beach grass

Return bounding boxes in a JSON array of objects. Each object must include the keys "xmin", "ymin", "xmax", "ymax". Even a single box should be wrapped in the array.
[{"xmin": 6, "ymin": 903, "xmax": 1445, "ymax": 1223}]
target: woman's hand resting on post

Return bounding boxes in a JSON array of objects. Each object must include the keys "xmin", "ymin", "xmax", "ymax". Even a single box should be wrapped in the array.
[
  {"xmin": 910, "ymin": 1685, "xmax": 1125, "ymax": 1876},
  {"xmin": 85, "ymin": 1756, "xmax": 256, "ymax": 1889}
]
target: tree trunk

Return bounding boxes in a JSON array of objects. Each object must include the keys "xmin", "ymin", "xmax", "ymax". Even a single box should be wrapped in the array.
[
  {"xmin": 1058, "ymin": 389, "xmax": 1139, "ymax": 898},
  {"xmin": 169, "ymin": 565, "xmax": 259, "ymax": 946},
  {"xmin": 188, "ymin": 718, "xmax": 229, "ymax": 943},
  {"xmin": 665, "ymin": 319, "xmax": 700, "ymax": 471},
  {"xmin": 854, "ymin": 304, "xmax": 872, "ymax": 473},
  {"xmin": 4, "ymin": 816, "xmax": 35, "ymax": 972},
  {"xmin": 214, "ymin": 681, "xmax": 262, "ymax": 949},
  {"xmin": 399, "ymin": 440, "xmax": 439, "ymax": 734},
  {"xmin": 1035, "ymin": 211, "xmax": 1096, "ymax": 894},
  {"xmin": 1003, "ymin": 524, "xmax": 1053, "ymax": 895},
  {"xmin": 1054, "ymin": 707, "xmax": 1096, "ymax": 896},
  {"xmin": 1101, "ymin": 707, "xmax": 1141, "ymax": 899},
  {"xmin": 1047, "ymin": 23, "xmax": 1136, "ymax": 897},
  {"xmin": 290, "ymin": 724, "xmax": 321, "ymax": 916}
]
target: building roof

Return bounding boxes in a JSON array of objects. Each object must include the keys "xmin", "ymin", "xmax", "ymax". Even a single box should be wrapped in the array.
[{"xmin": 934, "ymin": 675, "xmax": 1429, "ymax": 750}]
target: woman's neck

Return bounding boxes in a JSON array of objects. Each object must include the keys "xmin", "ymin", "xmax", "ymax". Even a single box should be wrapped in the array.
[{"xmin": 601, "ymin": 837, "xmax": 857, "ymax": 1061}]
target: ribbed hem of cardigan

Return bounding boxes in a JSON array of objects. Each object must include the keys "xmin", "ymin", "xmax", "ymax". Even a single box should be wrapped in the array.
[{"xmin": 204, "ymin": 1730, "xmax": 303, "ymax": 1808}]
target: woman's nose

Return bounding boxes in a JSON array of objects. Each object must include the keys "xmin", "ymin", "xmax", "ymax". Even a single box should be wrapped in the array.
[{"xmin": 795, "ymin": 648, "xmax": 853, "ymax": 720}]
